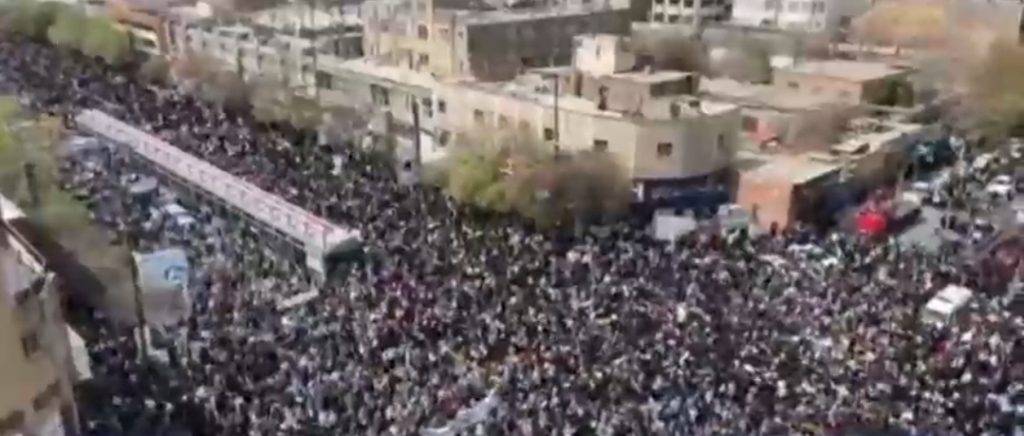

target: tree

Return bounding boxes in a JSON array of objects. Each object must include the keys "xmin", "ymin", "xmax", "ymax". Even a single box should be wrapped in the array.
[
  {"xmin": 0, "ymin": 96, "xmax": 136, "ymax": 322},
  {"xmin": 202, "ymin": 70, "xmax": 249, "ymax": 109},
  {"xmin": 2, "ymin": 0, "xmax": 65, "ymax": 41},
  {"xmin": 442, "ymin": 128, "xmax": 631, "ymax": 228},
  {"xmin": 962, "ymin": 40, "xmax": 1024, "ymax": 139},
  {"xmin": 81, "ymin": 16, "xmax": 131, "ymax": 65},
  {"xmin": 139, "ymin": 56, "xmax": 171, "ymax": 85},
  {"xmin": 46, "ymin": 6, "xmax": 85, "ymax": 50}
]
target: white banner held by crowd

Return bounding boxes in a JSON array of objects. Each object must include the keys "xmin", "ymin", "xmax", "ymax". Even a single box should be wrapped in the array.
[{"xmin": 76, "ymin": 110, "xmax": 360, "ymax": 261}]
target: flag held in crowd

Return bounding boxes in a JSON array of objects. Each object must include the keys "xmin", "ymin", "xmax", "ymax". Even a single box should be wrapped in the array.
[{"xmin": 133, "ymin": 248, "xmax": 191, "ymax": 326}]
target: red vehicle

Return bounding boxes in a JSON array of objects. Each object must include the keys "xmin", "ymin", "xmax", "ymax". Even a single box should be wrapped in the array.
[{"xmin": 856, "ymin": 198, "xmax": 921, "ymax": 239}]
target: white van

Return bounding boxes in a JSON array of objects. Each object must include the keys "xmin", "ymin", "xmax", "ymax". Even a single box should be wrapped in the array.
[{"xmin": 921, "ymin": 285, "xmax": 974, "ymax": 327}]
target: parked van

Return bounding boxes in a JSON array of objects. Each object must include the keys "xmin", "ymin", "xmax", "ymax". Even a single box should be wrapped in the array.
[{"xmin": 921, "ymin": 285, "xmax": 974, "ymax": 327}]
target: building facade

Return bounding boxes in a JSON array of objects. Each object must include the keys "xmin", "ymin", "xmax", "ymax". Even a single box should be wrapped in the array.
[
  {"xmin": 169, "ymin": 3, "xmax": 363, "ymax": 95},
  {"xmin": 319, "ymin": 34, "xmax": 740, "ymax": 188},
  {"xmin": 647, "ymin": 0, "xmax": 731, "ymax": 25},
  {"xmin": 0, "ymin": 201, "xmax": 79, "ymax": 436},
  {"xmin": 361, "ymin": 0, "xmax": 633, "ymax": 81},
  {"xmin": 771, "ymin": 59, "xmax": 912, "ymax": 105},
  {"xmin": 731, "ymin": 0, "xmax": 869, "ymax": 34}
]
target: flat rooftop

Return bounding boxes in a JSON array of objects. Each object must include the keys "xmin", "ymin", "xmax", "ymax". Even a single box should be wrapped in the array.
[
  {"xmin": 778, "ymin": 60, "xmax": 911, "ymax": 82},
  {"xmin": 738, "ymin": 150, "xmax": 839, "ymax": 185},
  {"xmin": 457, "ymin": 3, "xmax": 629, "ymax": 25},
  {"xmin": 702, "ymin": 78, "xmax": 836, "ymax": 111}
]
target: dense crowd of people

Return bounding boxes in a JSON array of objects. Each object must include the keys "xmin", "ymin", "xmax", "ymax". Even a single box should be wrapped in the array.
[{"xmin": 2, "ymin": 36, "xmax": 1023, "ymax": 435}]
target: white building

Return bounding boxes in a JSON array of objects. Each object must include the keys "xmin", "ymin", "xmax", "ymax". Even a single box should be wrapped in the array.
[
  {"xmin": 730, "ymin": 0, "xmax": 870, "ymax": 34},
  {"xmin": 649, "ymin": 0, "xmax": 730, "ymax": 25}
]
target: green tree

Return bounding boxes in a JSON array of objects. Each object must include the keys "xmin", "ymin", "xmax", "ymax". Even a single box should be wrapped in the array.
[
  {"xmin": 2, "ymin": 0, "xmax": 65, "ymax": 41},
  {"xmin": 46, "ymin": 7, "xmax": 85, "ymax": 50},
  {"xmin": 81, "ymin": 17, "xmax": 131, "ymax": 65}
]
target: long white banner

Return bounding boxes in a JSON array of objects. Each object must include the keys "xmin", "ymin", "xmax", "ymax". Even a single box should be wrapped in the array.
[{"xmin": 76, "ymin": 110, "xmax": 359, "ymax": 256}]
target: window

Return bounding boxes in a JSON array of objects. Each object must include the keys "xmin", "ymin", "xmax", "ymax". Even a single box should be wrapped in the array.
[
  {"xmin": 315, "ymin": 72, "xmax": 332, "ymax": 89},
  {"xmin": 498, "ymin": 115, "xmax": 509, "ymax": 128},
  {"xmin": 657, "ymin": 142, "xmax": 673, "ymax": 157},
  {"xmin": 439, "ymin": 130, "xmax": 451, "ymax": 147},
  {"xmin": 741, "ymin": 116, "xmax": 758, "ymax": 132},
  {"xmin": 418, "ymin": 53, "xmax": 429, "ymax": 68},
  {"xmin": 543, "ymin": 127, "xmax": 555, "ymax": 141},
  {"xmin": 421, "ymin": 98, "xmax": 433, "ymax": 118},
  {"xmin": 840, "ymin": 90, "xmax": 852, "ymax": 99},
  {"xmin": 370, "ymin": 84, "xmax": 390, "ymax": 106},
  {"xmin": 418, "ymin": 24, "xmax": 429, "ymax": 40},
  {"xmin": 669, "ymin": 102, "xmax": 681, "ymax": 119},
  {"xmin": 593, "ymin": 139, "xmax": 609, "ymax": 152},
  {"xmin": 787, "ymin": 81, "xmax": 799, "ymax": 90},
  {"xmin": 440, "ymin": 28, "xmax": 450, "ymax": 39},
  {"xmin": 652, "ymin": 12, "xmax": 665, "ymax": 21},
  {"xmin": 473, "ymin": 109, "xmax": 485, "ymax": 124},
  {"xmin": 717, "ymin": 134, "xmax": 728, "ymax": 154},
  {"xmin": 683, "ymin": 0, "xmax": 692, "ymax": 7},
  {"xmin": 438, "ymin": 99, "xmax": 447, "ymax": 113},
  {"xmin": 21, "ymin": 332, "xmax": 40, "ymax": 358}
]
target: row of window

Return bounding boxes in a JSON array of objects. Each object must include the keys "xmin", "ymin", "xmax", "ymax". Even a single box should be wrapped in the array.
[
  {"xmin": 764, "ymin": 0, "xmax": 826, "ymax": 14},
  {"xmin": 653, "ymin": 0, "xmax": 728, "ymax": 8}
]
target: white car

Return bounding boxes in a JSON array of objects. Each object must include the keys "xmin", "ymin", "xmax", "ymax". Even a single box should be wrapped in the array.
[{"xmin": 986, "ymin": 175, "xmax": 1015, "ymax": 199}]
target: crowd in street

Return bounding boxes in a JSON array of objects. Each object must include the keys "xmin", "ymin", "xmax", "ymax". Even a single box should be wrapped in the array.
[{"xmin": 2, "ymin": 36, "xmax": 1023, "ymax": 436}]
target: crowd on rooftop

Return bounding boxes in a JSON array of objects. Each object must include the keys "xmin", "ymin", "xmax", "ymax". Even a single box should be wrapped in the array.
[{"xmin": 1, "ymin": 36, "xmax": 1023, "ymax": 436}]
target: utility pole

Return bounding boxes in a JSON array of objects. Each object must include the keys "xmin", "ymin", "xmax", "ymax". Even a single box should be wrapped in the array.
[
  {"xmin": 411, "ymin": 99, "xmax": 422, "ymax": 178},
  {"xmin": 552, "ymin": 75, "xmax": 560, "ymax": 156}
]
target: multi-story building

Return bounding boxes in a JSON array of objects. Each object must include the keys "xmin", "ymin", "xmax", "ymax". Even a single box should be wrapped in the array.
[
  {"xmin": 319, "ymin": 34, "xmax": 740, "ymax": 197},
  {"xmin": 731, "ymin": 0, "xmax": 870, "ymax": 34},
  {"xmin": 0, "ymin": 198, "xmax": 80, "ymax": 436},
  {"xmin": 171, "ymin": 4, "xmax": 363, "ymax": 95},
  {"xmin": 647, "ymin": 0, "xmax": 730, "ymax": 26},
  {"xmin": 360, "ymin": 0, "xmax": 633, "ymax": 81}
]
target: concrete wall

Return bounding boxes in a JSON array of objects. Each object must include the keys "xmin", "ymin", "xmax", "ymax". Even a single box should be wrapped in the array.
[
  {"xmin": 735, "ymin": 176, "xmax": 795, "ymax": 228},
  {"xmin": 0, "ymin": 260, "xmax": 72, "ymax": 436},
  {"xmin": 364, "ymin": 8, "xmax": 632, "ymax": 81},
  {"xmin": 436, "ymin": 82, "xmax": 738, "ymax": 180},
  {"xmin": 772, "ymin": 70, "xmax": 871, "ymax": 105}
]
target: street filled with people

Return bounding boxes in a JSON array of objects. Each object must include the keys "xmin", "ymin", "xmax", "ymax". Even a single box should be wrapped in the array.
[{"xmin": 2, "ymin": 36, "xmax": 1023, "ymax": 435}]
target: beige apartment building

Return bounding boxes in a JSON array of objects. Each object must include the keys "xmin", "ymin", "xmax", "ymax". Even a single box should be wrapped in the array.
[
  {"xmin": 0, "ymin": 205, "xmax": 79, "ymax": 436},
  {"xmin": 320, "ymin": 34, "xmax": 740, "ymax": 188},
  {"xmin": 772, "ymin": 59, "xmax": 913, "ymax": 105},
  {"xmin": 360, "ymin": 0, "xmax": 633, "ymax": 81}
]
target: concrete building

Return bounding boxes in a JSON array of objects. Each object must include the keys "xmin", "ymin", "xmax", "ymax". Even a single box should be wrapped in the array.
[
  {"xmin": 172, "ymin": 6, "xmax": 363, "ymax": 95},
  {"xmin": 647, "ymin": 0, "xmax": 730, "ymax": 25},
  {"xmin": 360, "ymin": 0, "xmax": 633, "ymax": 81},
  {"xmin": 319, "ymin": 34, "xmax": 740, "ymax": 195},
  {"xmin": 701, "ymin": 77, "xmax": 840, "ymax": 146},
  {"xmin": 106, "ymin": 0, "xmax": 179, "ymax": 55},
  {"xmin": 731, "ymin": 0, "xmax": 870, "ymax": 35},
  {"xmin": 735, "ymin": 118, "xmax": 934, "ymax": 227},
  {"xmin": 0, "ymin": 199, "xmax": 80, "ymax": 436},
  {"xmin": 772, "ymin": 59, "xmax": 912, "ymax": 105}
]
